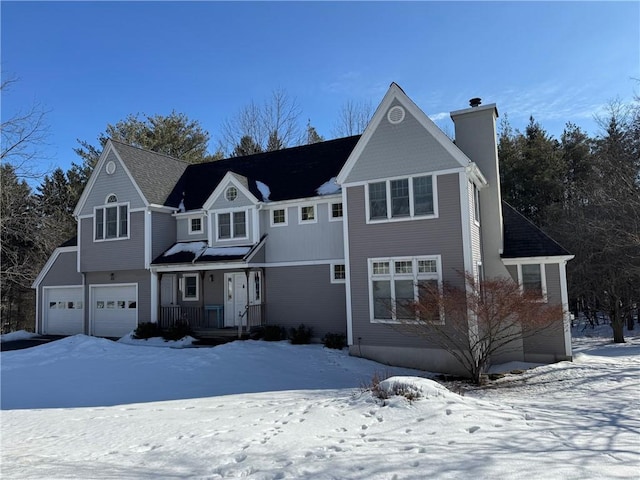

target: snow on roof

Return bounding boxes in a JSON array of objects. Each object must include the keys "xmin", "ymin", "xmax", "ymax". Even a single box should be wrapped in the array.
[
  {"xmin": 316, "ymin": 177, "xmax": 341, "ymax": 195},
  {"xmin": 163, "ymin": 241, "xmax": 207, "ymax": 257},
  {"xmin": 202, "ymin": 246, "xmax": 251, "ymax": 257},
  {"xmin": 256, "ymin": 181, "xmax": 271, "ymax": 202}
]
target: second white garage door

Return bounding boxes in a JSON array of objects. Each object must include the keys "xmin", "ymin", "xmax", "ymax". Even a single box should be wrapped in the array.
[{"xmin": 91, "ymin": 284, "xmax": 138, "ymax": 337}]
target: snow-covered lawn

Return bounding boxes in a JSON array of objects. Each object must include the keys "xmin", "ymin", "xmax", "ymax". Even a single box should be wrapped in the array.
[
  {"xmin": 1, "ymin": 329, "xmax": 639, "ymax": 479},
  {"xmin": 0, "ymin": 330, "xmax": 39, "ymax": 343}
]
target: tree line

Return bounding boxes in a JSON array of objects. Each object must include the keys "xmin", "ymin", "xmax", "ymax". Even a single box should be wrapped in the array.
[
  {"xmin": 499, "ymin": 100, "xmax": 639, "ymax": 343},
  {"xmin": 1, "ymin": 79, "xmax": 638, "ymax": 343}
]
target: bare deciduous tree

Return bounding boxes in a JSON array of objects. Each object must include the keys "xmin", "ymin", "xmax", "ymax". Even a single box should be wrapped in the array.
[
  {"xmin": 219, "ymin": 89, "xmax": 303, "ymax": 156},
  {"xmin": 393, "ymin": 274, "xmax": 564, "ymax": 384},
  {"xmin": 1, "ymin": 78, "xmax": 51, "ymax": 180},
  {"xmin": 332, "ymin": 99, "xmax": 373, "ymax": 138}
]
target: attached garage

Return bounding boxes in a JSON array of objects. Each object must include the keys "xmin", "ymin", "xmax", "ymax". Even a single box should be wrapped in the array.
[
  {"xmin": 42, "ymin": 286, "xmax": 85, "ymax": 335},
  {"xmin": 91, "ymin": 284, "xmax": 138, "ymax": 337}
]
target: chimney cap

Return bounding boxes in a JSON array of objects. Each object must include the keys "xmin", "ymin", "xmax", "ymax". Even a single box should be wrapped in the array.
[{"xmin": 469, "ymin": 97, "xmax": 482, "ymax": 107}]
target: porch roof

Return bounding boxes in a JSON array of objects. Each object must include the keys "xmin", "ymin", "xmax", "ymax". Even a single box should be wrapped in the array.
[{"xmin": 152, "ymin": 241, "xmax": 253, "ymax": 265}]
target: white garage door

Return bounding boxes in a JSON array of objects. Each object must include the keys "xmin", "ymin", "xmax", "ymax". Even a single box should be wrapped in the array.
[
  {"xmin": 91, "ymin": 285, "xmax": 138, "ymax": 337},
  {"xmin": 43, "ymin": 287, "xmax": 84, "ymax": 335}
]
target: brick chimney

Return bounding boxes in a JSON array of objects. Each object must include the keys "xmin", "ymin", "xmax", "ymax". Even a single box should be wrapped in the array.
[{"xmin": 450, "ymin": 100, "xmax": 509, "ymax": 279}]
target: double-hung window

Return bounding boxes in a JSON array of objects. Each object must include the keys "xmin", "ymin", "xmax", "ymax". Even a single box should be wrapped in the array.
[
  {"xmin": 217, "ymin": 211, "xmax": 247, "ymax": 240},
  {"xmin": 189, "ymin": 217, "xmax": 203, "ymax": 234},
  {"xmin": 330, "ymin": 202, "xmax": 343, "ymax": 221},
  {"xmin": 182, "ymin": 274, "xmax": 199, "ymax": 301},
  {"xmin": 95, "ymin": 195, "xmax": 128, "ymax": 241},
  {"xmin": 272, "ymin": 208, "xmax": 287, "ymax": 226},
  {"xmin": 520, "ymin": 264, "xmax": 546, "ymax": 301},
  {"xmin": 367, "ymin": 175, "xmax": 435, "ymax": 222},
  {"xmin": 299, "ymin": 205, "xmax": 316, "ymax": 223},
  {"xmin": 369, "ymin": 256, "xmax": 441, "ymax": 323}
]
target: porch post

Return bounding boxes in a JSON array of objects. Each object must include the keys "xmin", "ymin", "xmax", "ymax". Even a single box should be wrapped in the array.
[{"xmin": 150, "ymin": 270, "xmax": 159, "ymax": 324}]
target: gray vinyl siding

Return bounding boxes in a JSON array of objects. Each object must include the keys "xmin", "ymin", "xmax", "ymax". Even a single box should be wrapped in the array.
[
  {"xmin": 265, "ymin": 265, "xmax": 347, "ymax": 339},
  {"xmin": 545, "ymin": 263, "xmax": 562, "ymax": 305},
  {"xmin": 85, "ymin": 269, "xmax": 151, "ymax": 328},
  {"xmin": 152, "ymin": 211, "xmax": 176, "ymax": 259},
  {"xmin": 80, "ymin": 211, "xmax": 145, "ymax": 271},
  {"xmin": 78, "ymin": 150, "xmax": 146, "ymax": 217},
  {"xmin": 262, "ymin": 202, "xmax": 344, "ymax": 263},
  {"xmin": 505, "ymin": 265, "xmax": 518, "ymax": 282},
  {"xmin": 209, "ymin": 181, "xmax": 256, "ymax": 210},
  {"xmin": 41, "ymin": 251, "xmax": 81, "ymax": 286},
  {"xmin": 345, "ymin": 99, "xmax": 463, "ymax": 184},
  {"xmin": 523, "ymin": 263, "xmax": 565, "ymax": 358},
  {"xmin": 176, "ymin": 216, "xmax": 207, "ymax": 242},
  {"xmin": 347, "ymin": 173, "xmax": 465, "ymax": 349}
]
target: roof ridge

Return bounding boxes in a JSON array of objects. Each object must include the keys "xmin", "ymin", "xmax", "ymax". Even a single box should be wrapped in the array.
[
  {"xmin": 196, "ymin": 134, "xmax": 362, "ymax": 167},
  {"xmin": 109, "ymin": 139, "xmax": 190, "ymax": 165}
]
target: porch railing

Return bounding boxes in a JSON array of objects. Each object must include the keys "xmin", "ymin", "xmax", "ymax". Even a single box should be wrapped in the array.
[
  {"xmin": 159, "ymin": 304, "xmax": 265, "ymax": 331},
  {"xmin": 244, "ymin": 303, "xmax": 265, "ymax": 329}
]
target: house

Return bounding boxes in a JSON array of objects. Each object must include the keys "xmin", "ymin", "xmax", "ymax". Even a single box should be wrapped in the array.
[{"xmin": 32, "ymin": 83, "xmax": 574, "ymax": 375}]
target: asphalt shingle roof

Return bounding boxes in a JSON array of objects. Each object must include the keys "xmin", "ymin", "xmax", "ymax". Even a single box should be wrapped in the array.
[
  {"xmin": 502, "ymin": 202, "xmax": 571, "ymax": 258},
  {"xmin": 110, "ymin": 140, "xmax": 189, "ymax": 207},
  {"xmin": 166, "ymin": 136, "xmax": 361, "ymax": 210}
]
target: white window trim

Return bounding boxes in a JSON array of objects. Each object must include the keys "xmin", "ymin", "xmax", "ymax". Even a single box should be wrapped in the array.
[
  {"xmin": 181, "ymin": 274, "xmax": 200, "ymax": 302},
  {"xmin": 216, "ymin": 209, "xmax": 249, "ymax": 242},
  {"xmin": 93, "ymin": 201, "xmax": 130, "ymax": 242},
  {"xmin": 270, "ymin": 207, "xmax": 288, "ymax": 227},
  {"xmin": 473, "ymin": 183, "xmax": 480, "ymax": 226},
  {"xmin": 328, "ymin": 202, "xmax": 344, "ymax": 222},
  {"xmin": 516, "ymin": 263, "xmax": 548, "ymax": 303},
  {"xmin": 298, "ymin": 204, "xmax": 317, "ymax": 224},
  {"xmin": 188, "ymin": 216, "xmax": 204, "ymax": 234},
  {"xmin": 330, "ymin": 262, "xmax": 346, "ymax": 284},
  {"xmin": 368, "ymin": 255, "xmax": 442, "ymax": 324},
  {"xmin": 364, "ymin": 174, "xmax": 438, "ymax": 224}
]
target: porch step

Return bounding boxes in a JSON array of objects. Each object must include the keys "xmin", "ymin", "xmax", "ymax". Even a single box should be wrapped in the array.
[{"xmin": 192, "ymin": 328, "xmax": 250, "ymax": 340}]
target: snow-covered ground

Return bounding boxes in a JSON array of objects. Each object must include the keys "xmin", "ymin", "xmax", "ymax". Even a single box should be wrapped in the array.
[
  {"xmin": 0, "ymin": 330, "xmax": 39, "ymax": 343},
  {"xmin": 1, "ymin": 327, "xmax": 638, "ymax": 479}
]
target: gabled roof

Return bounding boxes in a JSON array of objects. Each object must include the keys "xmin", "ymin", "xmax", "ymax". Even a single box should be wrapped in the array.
[
  {"xmin": 502, "ymin": 202, "xmax": 571, "ymax": 258},
  {"xmin": 166, "ymin": 136, "xmax": 360, "ymax": 210},
  {"xmin": 110, "ymin": 140, "xmax": 189, "ymax": 206},
  {"xmin": 337, "ymin": 82, "xmax": 471, "ymax": 185}
]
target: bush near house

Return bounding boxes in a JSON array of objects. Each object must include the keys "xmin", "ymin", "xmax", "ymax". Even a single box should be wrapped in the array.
[
  {"xmin": 162, "ymin": 321, "xmax": 192, "ymax": 341},
  {"xmin": 322, "ymin": 332, "xmax": 346, "ymax": 350},
  {"xmin": 133, "ymin": 322, "xmax": 163, "ymax": 339},
  {"xmin": 289, "ymin": 324, "xmax": 313, "ymax": 344},
  {"xmin": 261, "ymin": 325, "xmax": 287, "ymax": 341}
]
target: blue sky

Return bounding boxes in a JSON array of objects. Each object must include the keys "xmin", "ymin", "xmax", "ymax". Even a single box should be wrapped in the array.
[{"xmin": 2, "ymin": 1, "xmax": 638, "ymax": 180}]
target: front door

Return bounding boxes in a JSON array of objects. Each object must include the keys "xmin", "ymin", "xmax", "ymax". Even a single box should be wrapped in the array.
[
  {"xmin": 160, "ymin": 274, "xmax": 177, "ymax": 306},
  {"xmin": 224, "ymin": 273, "xmax": 247, "ymax": 327}
]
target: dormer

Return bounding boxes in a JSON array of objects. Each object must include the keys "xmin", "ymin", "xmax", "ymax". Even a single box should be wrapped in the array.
[{"xmin": 202, "ymin": 172, "xmax": 261, "ymax": 246}]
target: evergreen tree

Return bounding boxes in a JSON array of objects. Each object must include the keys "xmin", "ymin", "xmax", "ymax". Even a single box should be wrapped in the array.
[
  {"xmin": 305, "ymin": 120, "xmax": 324, "ymax": 144},
  {"xmin": 75, "ymin": 111, "xmax": 214, "ymax": 170},
  {"xmin": 499, "ymin": 116, "xmax": 564, "ymax": 225},
  {"xmin": 232, "ymin": 135, "xmax": 263, "ymax": 157}
]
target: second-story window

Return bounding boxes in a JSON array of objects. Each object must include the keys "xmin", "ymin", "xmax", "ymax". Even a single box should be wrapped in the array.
[
  {"xmin": 272, "ymin": 208, "xmax": 287, "ymax": 226},
  {"xmin": 189, "ymin": 217, "xmax": 203, "ymax": 234},
  {"xmin": 368, "ymin": 175, "xmax": 435, "ymax": 222},
  {"xmin": 299, "ymin": 205, "xmax": 316, "ymax": 223},
  {"xmin": 95, "ymin": 195, "xmax": 128, "ymax": 241},
  {"xmin": 330, "ymin": 202, "xmax": 343, "ymax": 220},
  {"xmin": 217, "ymin": 211, "xmax": 247, "ymax": 240}
]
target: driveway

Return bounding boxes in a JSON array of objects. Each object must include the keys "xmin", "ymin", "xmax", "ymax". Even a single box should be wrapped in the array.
[{"xmin": 0, "ymin": 335, "xmax": 67, "ymax": 352}]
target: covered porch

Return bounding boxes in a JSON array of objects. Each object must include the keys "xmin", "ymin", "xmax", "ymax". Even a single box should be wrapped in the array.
[{"xmin": 151, "ymin": 240, "xmax": 267, "ymax": 337}]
